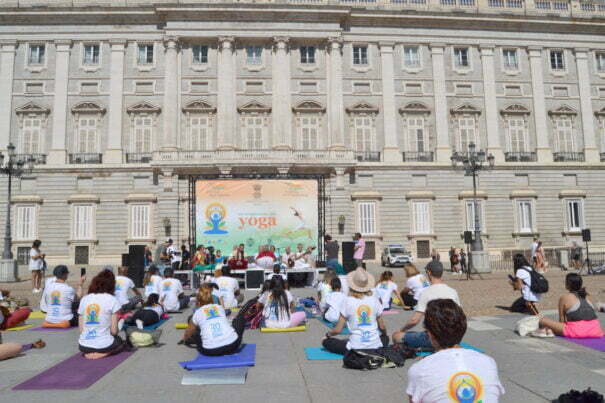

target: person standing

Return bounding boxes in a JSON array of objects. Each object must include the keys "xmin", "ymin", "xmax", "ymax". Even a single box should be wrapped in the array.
[
  {"xmin": 167, "ymin": 239, "xmax": 182, "ymax": 272},
  {"xmin": 180, "ymin": 244, "xmax": 191, "ymax": 270},
  {"xmin": 29, "ymin": 240, "xmax": 45, "ymax": 294},
  {"xmin": 353, "ymin": 233, "xmax": 366, "ymax": 270},
  {"xmin": 460, "ymin": 249, "xmax": 467, "ymax": 273},
  {"xmin": 143, "ymin": 245, "xmax": 153, "ymax": 269},
  {"xmin": 324, "ymin": 235, "xmax": 340, "ymax": 270},
  {"xmin": 154, "ymin": 239, "xmax": 171, "ymax": 275},
  {"xmin": 570, "ymin": 241, "xmax": 582, "ymax": 271},
  {"xmin": 531, "ymin": 237, "xmax": 539, "ymax": 261},
  {"xmin": 535, "ymin": 241, "xmax": 547, "ymax": 274}
]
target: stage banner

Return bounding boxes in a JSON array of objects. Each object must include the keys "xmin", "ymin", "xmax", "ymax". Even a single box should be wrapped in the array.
[{"xmin": 195, "ymin": 180, "xmax": 318, "ymax": 256}]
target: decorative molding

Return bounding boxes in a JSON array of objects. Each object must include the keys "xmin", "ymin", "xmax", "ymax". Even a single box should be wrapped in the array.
[
  {"xmin": 558, "ymin": 189, "xmax": 586, "ymax": 198},
  {"xmin": 125, "ymin": 194, "xmax": 157, "ymax": 203},
  {"xmin": 292, "ymin": 100, "xmax": 325, "ymax": 114},
  {"xmin": 351, "ymin": 191, "xmax": 382, "ymax": 200},
  {"xmin": 182, "ymin": 99, "xmax": 216, "ymax": 114},
  {"xmin": 71, "ymin": 101, "xmax": 106, "ymax": 115},
  {"xmin": 450, "ymin": 103, "xmax": 481, "ymax": 115},
  {"xmin": 405, "ymin": 191, "xmax": 435, "ymax": 200},
  {"xmin": 458, "ymin": 190, "xmax": 488, "ymax": 199},
  {"xmin": 595, "ymin": 107, "xmax": 605, "ymax": 117},
  {"xmin": 346, "ymin": 102, "xmax": 379, "ymax": 114},
  {"xmin": 67, "ymin": 194, "xmax": 100, "ymax": 204},
  {"xmin": 237, "ymin": 100, "xmax": 271, "ymax": 114},
  {"xmin": 548, "ymin": 104, "xmax": 577, "ymax": 116},
  {"xmin": 399, "ymin": 102, "xmax": 430, "ymax": 115},
  {"xmin": 11, "ymin": 195, "xmax": 43, "ymax": 204},
  {"xmin": 127, "ymin": 101, "xmax": 161, "ymax": 114},
  {"xmin": 15, "ymin": 101, "xmax": 50, "ymax": 115},
  {"xmin": 500, "ymin": 104, "xmax": 530, "ymax": 116},
  {"xmin": 509, "ymin": 189, "xmax": 538, "ymax": 199}
]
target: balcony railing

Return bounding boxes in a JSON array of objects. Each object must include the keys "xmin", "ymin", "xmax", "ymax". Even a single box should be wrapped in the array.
[
  {"xmin": 14, "ymin": 153, "xmax": 47, "ymax": 165},
  {"xmin": 126, "ymin": 152, "xmax": 153, "ymax": 163},
  {"xmin": 69, "ymin": 153, "xmax": 103, "ymax": 164},
  {"xmin": 402, "ymin": 151, "xmax": 434, "ymax": 162},
  {"xmin": 355, "ymin": 151, "xmax": 381, "ymax": 162},
  {"xmin": 504, "ymin": 152, "xmax": 537, "ymax": 162},
  {"xmin": 153, "ymin": 149, "xmax": 356, "ymax": 163},
  {"xmin": 553, "ymin": 152, "xmax": 585, "ymax": 162}
]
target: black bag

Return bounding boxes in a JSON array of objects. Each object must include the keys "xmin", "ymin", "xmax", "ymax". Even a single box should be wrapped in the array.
[
  {"xmin": 343, "ymin": 349, "xmax": 384, "ymax": 370},
  {"xmin": 521, "ymin": 267, "xmax": 549, "ymax": 294}
]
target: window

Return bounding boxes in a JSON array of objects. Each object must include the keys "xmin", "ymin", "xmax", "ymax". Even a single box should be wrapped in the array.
[
  {"xmin": 300, "ymin": 115, "xmax": 319, "ymax": 150},
  {"xmin": 137, "ymin": 44, "xmax": 154, "ymax": 65},
  {"xmin": 465, "ymin": 200, "xmax": 482, "ymax": 231},
  {"xmin": 21, "ymin": 117, "xmax": 42, "ymax": 154},
  {"xmin": 517, "ymin": 200, "xmax": 533, "ymax": 233},
  {"xmin": 25, "ymin": 83, "xmax": 43, "ymax": 94},
  {"xmin": 403, "ymin": 46, "xmax": 420, "ymax": 68},
  {"xmin": 554, "ymin": 117, "xmax": 574, "ymax": 152},
  {"xmin": 244, "ymin": 116, "xmax": 263, "ymax": 149},
  {"xmin": 502, "ymin": 49, "xmax": 518, "ymax": 70},
  {"xmin": 354, "ymin": 116, "xmax": 374, "ymax": 152},
  {"xmin": 83, "ymin": 44, "xmax": 100, "ymax": 65},
  {"xmin": 191, "ymin": 81, "xmax": 209, "ymax": 93},
  {"xmin": 192, "ymin": 45, "xmax": 208, "ymax": 64},
  {"xmin": 76, "ymin": 117, "xmax": 98, "ymax": 153},
  {"xmin": 73, "ymin": 204, "xmax": 94, "ymax": 240},
  {"xmin": 28, "ymin": 44, "xmax": 45, "ymax": 65},
  {"xmin": 407, "ymin": 117, "xmax": 427, "ymax": 152},
  {"xmin": 596, "ymin": 52, "xmax": 605, "ymax": 72},
  {"xmin": 358, "ymin": 201, "xmax": 376, "ymax": 235},
  {"xmin": 246, "ymin": 46, "xmax": 263, "ymax": 65},
  {"xmin": 412, "ymin": 201, "xmax": 431, "ymax": 234},
  {"xmin": 300, "ymin": 46, "xmax": 316, "ymax": 64},
  {"xmin": 507, "ymin": 118, "xmax": 527, "ymax": 152},
  {"xmin": 189, "ymin": 116, "xmax": 210, "ymax": 150},
  {"xmin": 454, "ymin": 48, "xmax": 469, "ymax": 68},
  {"xmin": 458, "ymin": 117, "xmax": 477, "ymax": 151},
  {"xmin": 15, "ymin": 205, "xmax": 36, "ymax": 241},
  {"xmin": 353, "ymin": 46, "xmax": 368, "ymax": 66},
  {"xmin": 132, "ymin": 116, "xmax": 153, "ymax": 152},
  {"xmin": 566, "ymin": 199, "xmax": 583, "ymax": 232},
  {"xmin": 550, "ymin": 50, "xmax": 565, "ymax": 71},
  {"xmin": 130, "ymin": 204, "xmax": 150, "ymax": 239}
]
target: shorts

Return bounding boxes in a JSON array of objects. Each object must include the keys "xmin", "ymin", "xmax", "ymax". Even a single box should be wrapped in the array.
[
  {"xmin": 403, "ymin": 331, "xmax": 433, "ymax": 349},
  {"xmin": 563, "ymin": 320, "xmax": 604, "ymax": 338}
]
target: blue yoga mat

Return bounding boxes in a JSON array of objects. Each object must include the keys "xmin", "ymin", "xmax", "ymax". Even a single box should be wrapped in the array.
[
  {"xmin": 305, "ymin": 347, "xmax": 343, "ymax": 360},
  {"xmin": 128, "ymin": 318, "xmax": 169, "ymax": 331},
  {"xmin": 416, "ymin": 342, "xmax": 484, "ymax": 357},
  {"xmin": 317, "ymin": 318, "xmax": 351, "ymax": 335},
  {"xmin": 179, "ymin": 344, "xmax": 256, "ymax": 370}
]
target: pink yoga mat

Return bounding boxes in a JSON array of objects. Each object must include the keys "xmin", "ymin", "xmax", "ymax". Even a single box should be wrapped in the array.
[
  {"xmin": 382, "ymin": 310, "xmax": 400, "ymax": 315},
  {"xmin": 562, "ymin": 336, "xmax": 605, "ymax": 352},
  {"xmin": 13, "ymin": 351, "xmax": 133, "ymax": 390}
]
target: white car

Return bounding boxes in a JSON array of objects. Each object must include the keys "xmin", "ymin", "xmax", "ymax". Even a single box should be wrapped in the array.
[{"xmin": 381, "ymin": 244, "xmax": 413, "ymax": 267}]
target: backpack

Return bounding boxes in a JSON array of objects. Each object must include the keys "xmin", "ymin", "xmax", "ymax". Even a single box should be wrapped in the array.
[
  {"xmin": 238, "ymin": 297, "xmax": 263, "ymax": 329},
  {"xmin": 520, "ymin": 267, "xmax": 549, "ymax": 294},
  {"xmin": 343, "ymin": 349, "xmax": 385, "ymax": 370},
  {"xmin": 127, "ymin": 328, "xmax": 162, "ymax": 347}
]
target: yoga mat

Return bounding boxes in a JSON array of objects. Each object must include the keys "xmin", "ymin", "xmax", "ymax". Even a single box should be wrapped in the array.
[
  {"xmin": 305, "ymin": 347, "xmax": 343, "ymax": 360},
  {"xmin": 127, "ymin": 318, "xmax": 169, "ymax": 331},
  {"xmin": 416, "ymin": 342, "xmax": 484, "ymax": 357},
  {"xmin": 181, "ymin": 367, "xmax": 248, "ymax": 385},
  {"xmin": 29, "ymin": 311, "xmax": 46, "ymax": 319},
  {"xmin": 29, "ymin": 326, "xmax": 75, "ymax": 331},
  {"xmin": 179, "ymin": 344, "xmax": 256, "ymax": 370},
  {"xmin": 260, "ymin": 325, "xmax": 306, "ymax": 333},
  {"xmin": 317, "ymin": 318, "xmax": 351, "ymax": 335},
  {"xmin": 175, "ymin": 322, "xmax": 188, "ymax": 329},
  {"xmin": 13, "ymin": 351, "xmax": 133, "ymax": 390},
  {"xmin": 561, "ymin": 336, "xmax": 605, "ymax": 352},
  {"xmin": 382, "ymin": 310, "xmax": 400, "ymax": 315},
  {"xmin": 6, "ymin": 324, "xmax": 34, "ymax": 331}
]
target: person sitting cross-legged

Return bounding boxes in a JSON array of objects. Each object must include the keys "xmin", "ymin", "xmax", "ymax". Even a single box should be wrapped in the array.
[
  {"xmin": 406, "ymin": 299, "xmax": 505, "ymax": 403},
  {"xmin": 392, "ymin": 260, "xmax": 460, "ymax": 349},
  {"xmin": 43, "ymin": 265, "xmax": 85, "ymax": 328}
]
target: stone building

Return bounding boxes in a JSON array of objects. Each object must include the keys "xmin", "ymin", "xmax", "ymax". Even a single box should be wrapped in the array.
[{"xmin": 0, "ymin": 0, "xmax": 604, "ymax": 267}]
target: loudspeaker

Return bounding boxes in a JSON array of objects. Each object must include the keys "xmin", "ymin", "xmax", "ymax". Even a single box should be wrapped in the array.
[
  {"xmin": 127, "ymin": 266, "xmax": 145, "ymax": 288},
  {"xmin": 582, "ymin": 229, "xmax": 591, "ymax": 242},
  {"xmin": 342, "ymin": 241, "xmax": 356, "ymax": 273},
  {"xmin": 121, "ymin": 254, "xmax": 130, "ymax": 267},
  {"xmin": 245, "ymin": 269, "xmax": 265, "ymax": 290},
  {"xmin": 128, "ymin": 245, "xmax": 145, "ymax": 268},
  {"xmin": 464, "ymin": 231, "xmax": 473, "ymax": 245}
]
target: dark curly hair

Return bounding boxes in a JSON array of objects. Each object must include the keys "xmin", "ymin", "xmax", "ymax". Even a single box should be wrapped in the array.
[
  {"xmin": 88, "ymin": 269, "xmax": 116, "ymax": 295},
  {"xmin": 424, "ymin": 299, "xmax": 467, "ymax": 349}
]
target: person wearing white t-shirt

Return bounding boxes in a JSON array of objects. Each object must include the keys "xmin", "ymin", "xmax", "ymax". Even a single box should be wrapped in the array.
[
  {"xmin": 124, "ymin": 293, "xmax": 165, "ymax": 329},
  {"xmin": 167, "ymin": 240, "xmax": 182, "ymax": 271},
  {"xmin": 324, "ymin": 277, "xmax": 347, "ymax": 323},
  {"xmin": 143, "ymin": 266, "xmax": 163, "ymax": 298},
  {"xmin": 510, "ymin": 254, "xmax": 541, "ymax": 315},
  {"xmin": 400, "ymin": 264, "xmax": 431, "ymax": 309},
  {"xmin": 40, "ymin": 272, "xmax": 58, "ymax": 313},
  {"xmin": 211, "ymin": 268, "xmax": 242, "ymax": 309},
  {"xmin": 181, "ymin": 284, "xmax": 246, "ymax": 356},
  {"xmin": 44, "ymin": 265, "xmax": 85, "ymax": 327},
  {"xmin": 159, "ymin": 269, "xmax": 189, "ymax": 312},
  {"xmin": 406, "ymin": 299, "xmax": 504, "ymax": 402},
  {"xmin": 29, "ymin": 240, "xmax": 45, "ymax": 293},
  {"xmin": 257, "ymin": 276, "xmax": 306, "ymax": 329},
  {"xmin": 392, "ymin": 261, "xmax": 461, "ymax": 349},
  {"xmin": 323, "ymin": 267, "xmax": 387, "ymax": 355},
  {"xmin": 115, "ymin": 266, "xmax": 142, "ymax": 311},
  {"xmin": 373, "ymin": 271, "xmax": 400, "ymax": 310},
  {"xmin": 78, "ymin": 270, "xmax": 128, "ymax": 359},
  {"xmin": 317, "ymin": 270, "xmax": 336, "ymax": 311}
]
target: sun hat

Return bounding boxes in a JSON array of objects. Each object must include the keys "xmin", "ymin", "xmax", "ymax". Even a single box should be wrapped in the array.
[{"xmin": 346, "ymin": 267, "xmax": 375, "ymax": 293}]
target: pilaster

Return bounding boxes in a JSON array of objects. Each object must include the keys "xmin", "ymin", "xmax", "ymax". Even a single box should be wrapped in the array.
[
  {"xmin": 272, "ymin": 37, "xmax": 292, "ymax": 150},
  {"xmin": 48, "ymin": 40, "xmax": 71, "ymax": 165},
  {"xmin": 480, "ymin": 45, "xmax": 504, "ymax": 161},
  {"xmin": 105, "ymin": 39, "xmax": 126, "ymax": 164},
  {"xmin": 327, "ymin": 37, "xmax": 345, "ymax": 149},
  {"xmin": 217, "ymin": 36, "xmax": 236, "ymax": 149},
  {"xmin": 430, "ymin": 43, "xmax": 451, "ymax": 162},
  {"xmin": 379, "ymin": 42, "xmax": 400, "ymax": 162},
  {"xmin": 528, "ymin": 46, "xmax": 553, "ymax": 163},
  {"xmin": 0, "ymin": 41, "xmax": 17, "ymax": 153},
  {"xmin": 162, "ymin": 37, "xmax": 179, "ymax": 151},
  {"xmin": 575, "ymin": 48, "xmax": 599, "ymax": 162}
]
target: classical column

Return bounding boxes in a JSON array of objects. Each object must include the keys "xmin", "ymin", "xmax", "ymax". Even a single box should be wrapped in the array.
[
  {"xmin": 48, "ymin": 40, "xmax": 71, "ymax": 165},
  {"xmin": 0, "ymin": 41, "xmax": 16, "ymax": 152},
  {"xmin": 105, "ymin": 40, "xmax": 126, "ymax": 163},
  {"xmin": 528, "ymin": 46, "xmax": 552, "ymax": 163},
  {"xmin": 480, "ymin": 45, "xmax": 504, "ymax": 161},
  {"xmin": 162, "ymin": 37, "xmax": 179, "ymax": 151},
  {"xmin": 575, "ymin": 48, "xmax": 599, "ymax": 163},
  {"xmin": 217, "ymin": 37, "xmax": 236, "ymax": 149},
  {"xmin": 430, "ymin": 43, "xmax": 451, "ymax": 162},
  {"xmin": 272, "ymin": 37, "xmax": 292, "ymax": 149},
  {"xmin": 379, "ymin": 42, "xmax": 400, "ymax": 162},
  {"xmin": 327, "ymin": 37, "xmax": 344, "ymax": 149}
]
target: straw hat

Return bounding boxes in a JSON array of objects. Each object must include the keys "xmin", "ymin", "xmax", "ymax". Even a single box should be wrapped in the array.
[{"xmin": 346, "ymin": 267, "xmax": 376, "ymax": 293}]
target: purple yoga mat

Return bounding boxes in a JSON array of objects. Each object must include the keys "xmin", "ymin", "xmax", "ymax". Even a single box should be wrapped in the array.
[
  {"xmin": 13, "ymin": 351, "xmax": 133, "ymax": 390},
  {"xmin": 29, "ymin": 326, "xmax": 75, "ymax": 332},
  {"xmin": 562, "ymin": 336, "xmax": 605, "ymax": 352}
]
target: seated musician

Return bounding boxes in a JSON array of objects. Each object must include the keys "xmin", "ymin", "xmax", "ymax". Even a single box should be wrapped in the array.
[
  {"xmin": 228, "ymin": 243, "xmax": 248, "ymax": 270},
  {"xmin": 293, "ymin": 244, "xmax": 315, "ymax": 270}
]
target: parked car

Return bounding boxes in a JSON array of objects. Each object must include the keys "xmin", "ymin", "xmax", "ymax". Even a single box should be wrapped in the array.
[{"xmin": 381, "ymin": 244, "xmax": 413, "ymax": 267}]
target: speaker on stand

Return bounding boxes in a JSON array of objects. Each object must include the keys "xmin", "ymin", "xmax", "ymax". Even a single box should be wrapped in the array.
[
  {"xmin": 127, "ymin": 245, "xmax": 146, "ymax": 288},
  {"xmin": 342, "ymin": 241, "xmax": 356, "ymax": 273},
  {"xmin": 581, "ymin": 229, "xmax": 592, "ymax": 275}
]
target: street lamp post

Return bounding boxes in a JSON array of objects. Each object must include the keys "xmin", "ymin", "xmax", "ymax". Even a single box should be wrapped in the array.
[
  {"xmin": 451, "ymin": 142, "xmax": 495, "ymax": 272},
  {"xmin": 0, "ymin": 143, "xmax": 34, "ymax": 281}
]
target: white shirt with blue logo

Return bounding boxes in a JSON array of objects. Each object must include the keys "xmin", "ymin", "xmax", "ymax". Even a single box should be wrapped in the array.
[
  {"xmin": 341, "ymin": 295, "xmax": 383, "ymax": 350},
  {"xmin": 77, "ymin": 293, "xmax": 121, "ymax": 349},
  {"xmin": 192, "ymin": 303, "xmax": 238, "ymax": 349}
]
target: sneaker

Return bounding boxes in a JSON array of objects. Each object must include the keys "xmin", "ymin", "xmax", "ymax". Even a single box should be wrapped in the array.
[
  {"xmin": 530, "ymin": 329, "xmax": 554, "ymax": 338},
  {"xmin": 135, "ymin": 319, "xmax": 144, "ymax": 330},
  {"xmin": 117, "ymin": 318, "xmax": 125, "ymax": 331}
]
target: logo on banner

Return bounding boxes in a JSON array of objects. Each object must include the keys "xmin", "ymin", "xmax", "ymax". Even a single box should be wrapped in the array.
[{"xmin": 204, "ymin": 203, "xmax": 228, "ymax": 234}]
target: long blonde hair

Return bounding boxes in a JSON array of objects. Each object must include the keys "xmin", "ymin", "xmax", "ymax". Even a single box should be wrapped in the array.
[
  {"xmin": 404, "ymin": 264, "xmax": 419, "ymax": 278},
  {"xmin": 196, "ymin": 284, "xmax": 215, "ymax": 306}
]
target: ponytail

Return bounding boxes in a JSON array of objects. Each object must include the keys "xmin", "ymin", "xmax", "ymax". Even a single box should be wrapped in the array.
[{"xmin": 577, "ymin": 287, "xmax": 588, "ymax": 299}]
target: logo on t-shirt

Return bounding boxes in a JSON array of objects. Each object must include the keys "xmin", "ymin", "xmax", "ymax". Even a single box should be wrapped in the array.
[
  {"xmin": 85, "ymin": 304, "xmax": 101, "ymax": 325},
  {"xmin": 115, "ymin": 280, "xmax": 124, "ymax": 291},
  {"xmin": 50, "ymin": 290, "xmax": 61, "ymax": 306},
  {"xmin": 356, "ymin": 305, "xmax": 373, "ymax": 327},
  {"xmin": 419, "ymin": 276, "xmax": 430, "ymax": 287},
  {"xmin": 379, "ymin": 283, "xmax": 388, "ymax": 290},
  {"xmin": 203, "ymin": 305, "xmax": 220, "ymax": 320},
  {"xmin": 162, "ymin": 282, "xmax": 171, "ymax": 292},
  {"xmin": 448, "ymin": 371, "xmax": 483, "ymax": 403}
]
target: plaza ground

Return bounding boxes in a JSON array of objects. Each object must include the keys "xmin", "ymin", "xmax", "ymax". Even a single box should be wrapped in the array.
[{"xmin": 1, "ymin": 263, "xmax": 605, "ymax": 402}]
